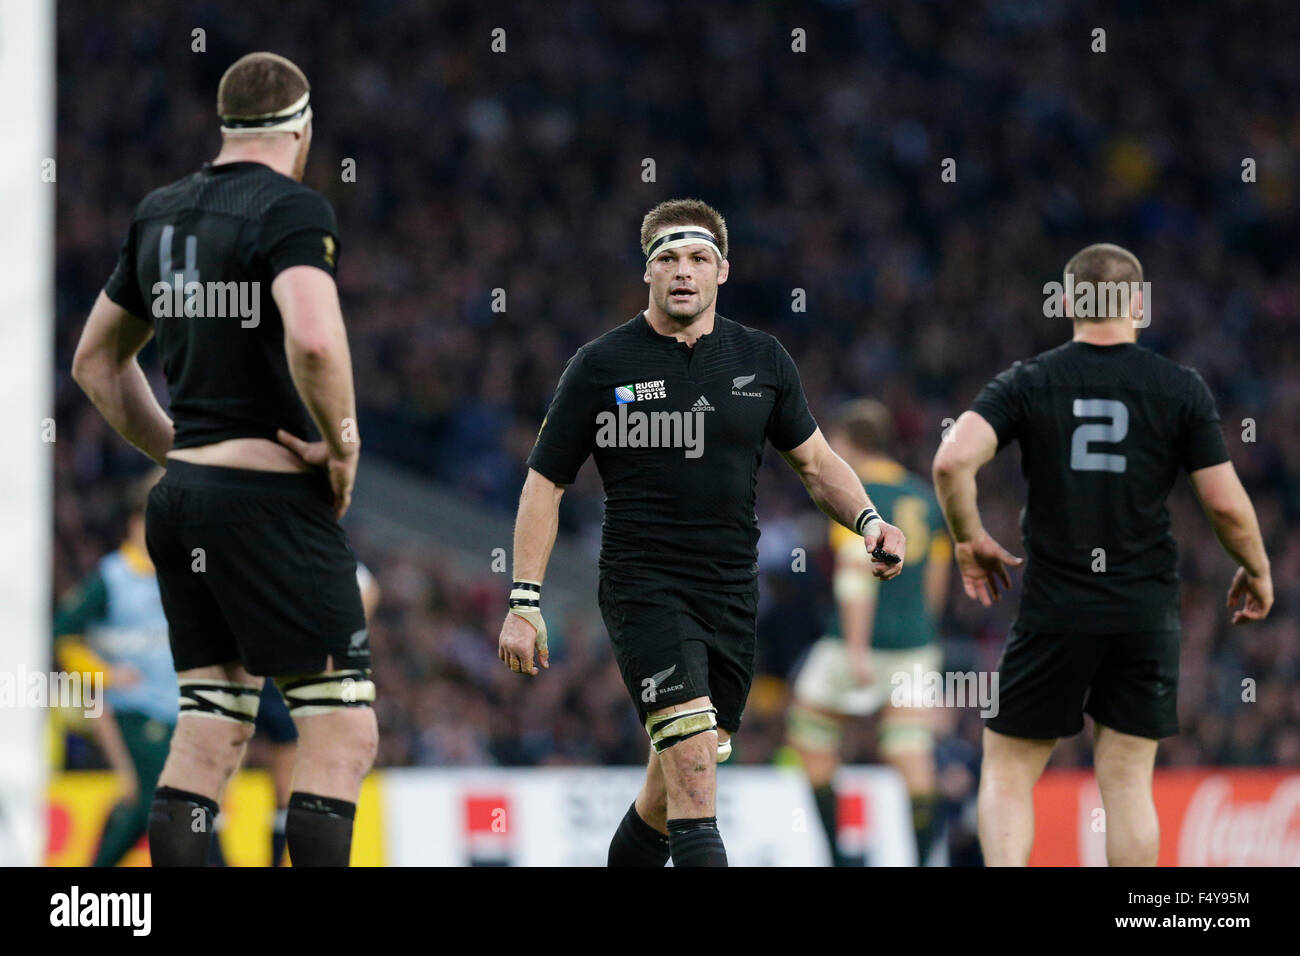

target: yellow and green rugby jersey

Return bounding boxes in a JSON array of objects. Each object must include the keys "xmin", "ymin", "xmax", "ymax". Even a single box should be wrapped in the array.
[{"xmin": 826, "ymin": 460, "xmax": 950, "ymax": 650}]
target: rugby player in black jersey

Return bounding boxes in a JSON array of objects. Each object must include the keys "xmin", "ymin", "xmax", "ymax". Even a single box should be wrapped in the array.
[
  {"xmin": 933, "ymin": 243, "xmax": 1272, "ymax": 866},
  {"xmin": 497, "ymin": 199, "xmax": 907, "ymax": 866},
  {"xmin": 72, "ymin": 53, "xmax": 375, "ymax": 866}
]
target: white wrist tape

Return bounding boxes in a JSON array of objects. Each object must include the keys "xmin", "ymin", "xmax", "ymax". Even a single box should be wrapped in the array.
[
  {"xmin": 508, "ymin": 580, "xmax": 548, "ymax": 652},
  {"xmin": 854, "ymin": 507, "xmax": 882, "ymax": 541}
]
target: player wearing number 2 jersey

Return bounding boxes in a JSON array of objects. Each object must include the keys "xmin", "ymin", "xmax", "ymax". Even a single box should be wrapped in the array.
[{"xmin": 932, "ymin": 243, "xmax": 1272, "ymax": 866}]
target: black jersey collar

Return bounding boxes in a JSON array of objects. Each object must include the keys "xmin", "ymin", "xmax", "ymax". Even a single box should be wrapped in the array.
[
  {"xmin": 201, "ymin": 160, "xmax": 284, "ymax": 178},
  {"xmin": 1070, "ymin": 340, "xmax": 1137, "ymax": 351},
  {"xmin": 637, "ymin": 311, "xmax": 720, "ymax": 349}
]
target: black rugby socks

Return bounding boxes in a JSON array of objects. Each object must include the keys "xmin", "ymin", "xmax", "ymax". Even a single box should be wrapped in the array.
[
  {"xmin": 286, "ymin": 791, "xmax": 356, "ymax": 866},
  {"xmin": 667, "ymin": 816, "xmax": 728, "ymax": 867},
  {"xmin": 148, "ymin": 785, "xmax": 219, "ymax": 866},
  {"xmin": 912, "ymin": 792, "xmax": 942, "ymax": 866},
  {"xmin": 608, "ymin": 802, "xmax": 671, "ymax": 866}
]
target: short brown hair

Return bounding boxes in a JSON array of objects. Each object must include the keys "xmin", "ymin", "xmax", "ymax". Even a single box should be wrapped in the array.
[
  {"xmin": 217, "ymin": 52, "xmax": 309, "ymax": 119},
  {"xmin": 831, "ymin": 399, "xmax": 893, "ymax": 455},
  {"xmin": 1063, "ymin": 243, "xmax": 1143, "ymax": 320},
  {"xmin": 640, "ymin": 198, "xmax": 729, "ymax": 260}
]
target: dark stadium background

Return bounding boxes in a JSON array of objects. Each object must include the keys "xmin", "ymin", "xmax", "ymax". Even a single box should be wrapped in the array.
[{"xmin": 52, "ymin": 0, "xmax": 1299, "ymax": 857}]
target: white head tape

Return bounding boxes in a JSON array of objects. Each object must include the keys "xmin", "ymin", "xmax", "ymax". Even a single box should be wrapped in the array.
[
  {"xmin": 645, "ymin": 225, "xmax": 723, "ymax": 265},
  {"xmin": 220, "ymin": 90, "xmax": 312, "ymax": 136}
]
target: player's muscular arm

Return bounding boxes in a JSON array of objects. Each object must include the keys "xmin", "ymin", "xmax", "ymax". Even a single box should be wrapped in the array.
[
  {"xmin": 498, "ymin": 468, "xmax": 565, "ymax": 676},
  {"xmin": 273, "ymin": 266, "xmax": 360, "ymax": 516},
  {"xmin": 780, "ymin": 428, "xmax": 866, "ymax": 523},
  {"xmin": 274, "ymin": 266, "xmax": 357, "ymax": 458},
  {"xmin": 1191, "ymin": 463, "xmax": 1269, "ymax": 576},
  {"xmin": 72, "ymin": 291, "xmax": 174, "ymax": 466},
  {"xmin": 933, "ymin": 411, "xmax": 1023, "ymax": 606},
  {"xmin": 781, "ymin": 428, "xmax": 906, "ymax": 578},
  {"xmin": 512, "ymin": 468, "xmax": 565, "ymax": 582},
  {"xmin": 1190, "ymin": 462, "xmax": 1273, "ymax": 622},
  {"xmin": 932, "ymin": 412, "xmax": 999, "ymax": 542}
]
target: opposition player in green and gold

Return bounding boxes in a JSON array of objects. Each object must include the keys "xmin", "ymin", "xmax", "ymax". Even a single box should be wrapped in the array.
[{"xmin": 786, "ymin": 400, "xmax": 950, "ymax": 865}]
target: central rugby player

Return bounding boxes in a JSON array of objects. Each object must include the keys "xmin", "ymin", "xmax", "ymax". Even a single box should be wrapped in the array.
[
  {"xmin": 73, "ymin": 53, "xmax": 375, "ymax": 866},
  {"xmin": 497, "ymin": 199, "xmax": 907, "ymax": 866}
]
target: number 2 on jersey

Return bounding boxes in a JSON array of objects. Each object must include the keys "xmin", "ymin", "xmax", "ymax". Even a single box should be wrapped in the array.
[{"xmin": 1070, "ymin": 398, "xmax": 1127, "ymax": 473}]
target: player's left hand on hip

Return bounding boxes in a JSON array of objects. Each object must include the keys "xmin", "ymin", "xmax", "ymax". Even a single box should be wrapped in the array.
[{"xmin": 276, "ymin": 429, "xmax": 358, "ymax": 519}]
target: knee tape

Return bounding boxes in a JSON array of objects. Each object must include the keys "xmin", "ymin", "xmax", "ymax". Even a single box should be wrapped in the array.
[
  {"xmin": 646, "ymin": 705, "xmax": 718, "ymax": 753},
  {"xmin": 879, "ymin": 719, "xmax": 934, "ymax": 756},
  {"xmin": 178, "ymin": 679, "xmax": 261, "ymax": 724},
  {"xmin": 275, "ymin": 669, "xmax": 375, "ymax": 716}
]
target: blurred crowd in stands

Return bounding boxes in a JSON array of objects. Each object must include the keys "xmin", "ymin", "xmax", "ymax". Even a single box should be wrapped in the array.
[{"xmin": 54, "ymin": 0, "xmax": 1298, "ymax": 836}]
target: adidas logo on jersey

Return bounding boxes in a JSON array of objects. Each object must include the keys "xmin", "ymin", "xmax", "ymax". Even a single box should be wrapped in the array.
[{"xmin": 692, "ymin": 395, "xmax": 716, "ymax": 412}]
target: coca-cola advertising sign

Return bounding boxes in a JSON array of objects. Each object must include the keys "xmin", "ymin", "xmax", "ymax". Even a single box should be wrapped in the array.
[{"xmin": 1030, "ymin": 770, "xmax": 1300, "ymax": 866}]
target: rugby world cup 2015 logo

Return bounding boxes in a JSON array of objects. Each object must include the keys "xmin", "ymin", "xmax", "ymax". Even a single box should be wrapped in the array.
[
  {"xmin": 616, "ymin": 380, "xmax": 667, "ymax": 404},
  {"xmin": 602, "ymin": 379, "xmax": 701, "ymax": 456}
]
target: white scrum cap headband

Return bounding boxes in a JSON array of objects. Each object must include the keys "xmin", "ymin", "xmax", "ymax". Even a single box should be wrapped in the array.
[
  {"xmin": 645, "ymin": 225, "xmax": 723, "ymax": 264},
  {"xmin": 220, "ymin": 90, "xmax": 312, "ymax": 135}
]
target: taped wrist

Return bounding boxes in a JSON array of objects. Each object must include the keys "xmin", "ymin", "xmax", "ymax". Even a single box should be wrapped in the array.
[
  {"xmin": 854, "ymin": 507, "xmax": 882, "ymax": 541},
  {"xmin": 509, "ymin": 580, "xmax": 541, "ymax": 611},
  {"xmin": 508, "ymin": 580, "xmax": 548, "ymax": 644}
]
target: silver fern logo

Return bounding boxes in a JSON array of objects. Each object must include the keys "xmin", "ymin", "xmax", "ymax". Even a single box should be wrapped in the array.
[{"xmin": 640, "ymin": 664, "xmax": 678, "ymax": 703}]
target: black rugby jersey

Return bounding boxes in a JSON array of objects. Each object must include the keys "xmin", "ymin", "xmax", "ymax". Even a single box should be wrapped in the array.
[
  {"xmin": 103, "ymin": 161, "xmax": 340, "ymax": 448},
  {"xmin": 527, "ymin": 313, "xmax": 818, "ymax": 590},
  {"xmin": 971, "ymin": 340, "xmax": 1230, "ymax": 633}
]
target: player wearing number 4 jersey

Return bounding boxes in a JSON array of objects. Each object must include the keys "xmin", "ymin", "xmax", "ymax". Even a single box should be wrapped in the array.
[
  {"xmin": 73, "ymin": 53, "xmax": 375, "ymax": 867},
  {"xmin": 933, "ymin": 243, "xmax": 1272, "ymax": 866}
]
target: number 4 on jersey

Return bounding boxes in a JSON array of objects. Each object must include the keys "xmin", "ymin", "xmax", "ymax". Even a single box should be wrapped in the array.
[{"xmin": 159, "ymin": 224, "xmax": 199, "ymax": 285}]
